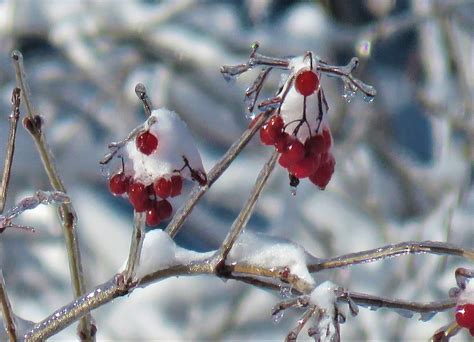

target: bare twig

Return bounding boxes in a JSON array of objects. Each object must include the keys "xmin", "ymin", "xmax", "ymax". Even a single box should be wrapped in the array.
[
  {"xmin": 0, "ymin": 270, "xmax": 17, "ymax": 342},
  {"xmin": 217, "ymin": 151, "xmax": 278, "ymax": 263},
  {"xmin": 135, "ymin": 83, "xmax": 153, "ymax": 118},
  {"xmin": 0, "ymin": 88, "xmax": 21, "ymax": 214},
  {"xmin": 11, "ymin": 50, "xmax": 95, "ymax": 341},
  {"xmin": 124, "ymin": 212, "xmax": 146, "ymax": 283},
  {"xmin": 308, "ymin": 241, "xmax": 474, "ymax": 272},
  {"xmin": 165, "ymin": 108, "xmax": 275, "ymax": 238}
]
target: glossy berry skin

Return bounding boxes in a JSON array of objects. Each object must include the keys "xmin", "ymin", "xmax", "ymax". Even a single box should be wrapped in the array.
[
  {"xmin": 289, "ymin": 155, "xmax": 319, "ymax": 179},
  {"xmin": 108, "ymin": 173, "xmax": 130, "ymax": 195},
  {"xmin": 157, "ymin": 199, "xmax": 173, "ymax": 220},
  {"xmin": 309, "ymin": 154, "xmax": 335, "ymax": 190},
  {"xmin": 281, "ymin": 139, "xmax": 305, "ymax": 164},
  {"xmin": 128, "ymin": 182, "xmax": 151, "ymax": 212},
  {"xmin": 456, "ymin": 304, "xmax": 474, "ymax": 329},
  {"xmin": 154, "ymin": 177, "xmax": 172, "ymax": 198},
  {"xmin": 304, "ymin": 135, "xmax": 326, "ymax": 156},
  {"xmin": 295, "ymin": 69, "xmax": 320, "ymax": 96},
  {"xmin": 170, "ymin": 175, "xmax": 183, "ymax": 197},
  {"xmin": 274, "ymin": 132, "xmax": 292, "ymax": 153},
  {"xmin": 259, "ymin": 115, "xmax": 284, "ymax": 145},
  {"xmin": 136, "ymin": 131, "xmax": 158, "ymax": 155},
  {"xmin": 146, "ymin": 207, "xmax": 161, "ymax": 227}
]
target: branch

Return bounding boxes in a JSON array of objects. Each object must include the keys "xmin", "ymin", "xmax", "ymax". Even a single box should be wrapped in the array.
[
  {"xmin": 308, "ymin": 241, "xmax": 474, "ymax": 272},
  {"xmin": 0, "ymin": 270, "xmax": 16, "ymax": 342},
  {"xmin": 165, "ymin": 108, "xmax": 275, "ymax": 238},
  {"xmin": 11, "ymin": 50, "xmax": 96, "ymax": 341},
  {"xmin": 217, "ymin": 151, "xmax": 279, "ymax": 264},
  {"xmin": 0, "ymin": 88, "xmax": 21, "ymax": 213},
  {"xmin": 124, "ymin": 212, "xmax": 146, "ymax": 283}
]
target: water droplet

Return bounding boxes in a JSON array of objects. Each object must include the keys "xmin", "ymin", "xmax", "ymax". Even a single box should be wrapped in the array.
[
  {"xmin": 342, "ymin": 83, "xmax": 356, "ymax": 103},
  {"xmin": 280, "ymin": 285, "xmax": 293, "ymax": 298},
  {"xmin": 290, "ymin": 186, "xmax": 297, "ymax": 196},
  {"xmin": 363, "ymin": 94, "xmax": 375, "ymax": 103},
  {"xmin": 222, "ymin": 72, "xmax": 238, "ymax": 84},
  {"xmin": 419, "ymin": 311, "xmax": 436, "ymax": 322},
  {"xmin": 272, "ymin": 310, "xmax": 285, "ymax": 324},
  {"xmin": 245, "ymin": 112, "xmax": 256, "ymax": 121},
  {"xmin": 100, "ymin": 163, "xmax": 113, "ymax": 178}
]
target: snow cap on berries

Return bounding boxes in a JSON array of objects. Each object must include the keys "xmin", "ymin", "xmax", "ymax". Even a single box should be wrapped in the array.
[{"xmin": 124, "ymin": 108, "xmax": 205, "ymax": 186}]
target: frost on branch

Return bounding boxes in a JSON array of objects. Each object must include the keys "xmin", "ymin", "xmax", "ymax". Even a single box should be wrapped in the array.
[
  {"xmin": 227, "ymin": 231, "xmax": 315, "ymax": 287},
  {"xmin": 0, "ymin": 191, "xmax": 69, "ymax": 233},
  {"xmin": 102, "ymin": 108, "xmax": 207, "ymax": 227}
]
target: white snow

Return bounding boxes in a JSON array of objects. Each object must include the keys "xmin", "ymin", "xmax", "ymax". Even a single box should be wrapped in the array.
[
  {"xmin": 279, "ymin": 55, "xmax": 330, "ymax": 143},
  {"xmin": 123, "ymin": 108, "xmax": 205, "ymax": 186},
  {"xmin": 309, "ymin": 280, "xmax": 338, "ymax": 342},
  {"xmin": 227, "ymin": 231, "xmax": 315, "ymax": 286},
  {"xmin": 135, "ymin": 229, "xmax": 213, "ymax": 279}
]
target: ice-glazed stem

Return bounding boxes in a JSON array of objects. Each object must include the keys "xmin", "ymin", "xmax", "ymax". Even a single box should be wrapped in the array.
[
  {"xmin": 308, "ymin": 241, "xmax": 474, "ymax": 272},
  {"xmin": 165, "ymin": 108, "xmax": 276, "ymax": 238},
  {"xmin": 318, "ymin": 57, "xmax": 377, "ymax": 99},
  {"xmin": 0, "ymin": 88, "xmax": 21, "ymax": 214},
  {"xmin": 217, "ymin": 151, "xmax": 278, "ymax": 263},
  {"xmin": 11, "ymin": 50, "xmax": 96, "ymax": 342},
  {"xmin": 135, "ymin": 83, "xmax": 153, "ymax": 118},
  {"xmin": 0, "ymin": 270, "xmax": 17, "ymax": 342},
  {"xmin": 124, "ymin": 212, "xmax": 146, "ymax": 283}
]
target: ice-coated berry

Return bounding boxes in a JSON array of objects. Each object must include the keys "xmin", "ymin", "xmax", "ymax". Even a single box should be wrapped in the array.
[
  {"xmin": 289, "ymin": 155, "xmax": 320, "ymax": 179},
  {"xmin": 128, "ymin": 182, "xmax": 151, "ymax": 212},
  {"xmin": 259, "ymin": 115, "xmax": 284, "ymax": 145},
  {"xmin": 154, "ymin": 177, "xmax": 172, "ymax": 198},
  {"xmin": 322, "ymin": 128, "xmax": 332, "ymax": 150},
  {"xmin": 136, "ymin": 130, "xmax": 158, "ymax": 155},
  {"xmin": 281, "ymin": 139, "xmax": 305, "ymax": 164},
  {"xmin": 108, "ymin": 173, "xmax": 130, "ymax": 195},
  {"xmin": 309, "ymin": 153, "xmax": 335, "ymax": 190},
  {"xmin": 305, "ymin": 134, "xmax": 326, "ymax": 156},
  {"xmin": 274, "ymin": 132, "xmax": 292, "ymax": 153},
  {"xmin": 170, "ymin": 175, "xmax": 183, "ymax": 197},
  {"xmin": 456, "ymin": 304, "xmax": 474, "ymax": 329},
  {"xmin": 295, "ymin": 69, "xmax": 320, "ymax": 96},
  {"xmin": 157, "ymin": 199, "xmax": 173, "ymax": 220},
  {"xmin": 146, "ymin": 206, "xmax": 161, "ymax": 227}
]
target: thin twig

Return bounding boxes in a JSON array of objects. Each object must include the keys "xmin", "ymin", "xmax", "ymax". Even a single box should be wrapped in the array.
[
  {"xmin": 11, "ymin": 50, "xmax": 95, "ymax": 341},
  {"xmin": 217, "ymin": 151, "xmax": 278, "ymax": 262},
  {"xmin": 0, "ymin": 270, "xmax": 17, "ymax": 342},
  {"xmin": 165, "ymin": 108, "xmax": 275, "ymax": 238},
  {"xmin": 124, "ymin": 212, "xmax": 146, "ymax": 282},
  {"xmin": 308, "ymin": 241, "xmax": 474, "ymax": 273},
  {"xmin": 135, "ymin": 83, "xmax": 153, "ymax": 117},
  {"xmin": 0, "ymin": 88, "xmax": 21, "ymax": 213}
]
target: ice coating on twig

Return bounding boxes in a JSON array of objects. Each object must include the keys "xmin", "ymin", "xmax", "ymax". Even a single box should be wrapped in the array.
[
  {"xmin": 0, "ymin": 191, "xmax": 69, "ymax": 233},
  {"xmin": 227, "ymin": 231, "xmax": 315, "ymax": 286},
  {"xmin": 308, "ymin": 281, "xmax": 339, "ymax": 342},
  {"xmin": 458, "ymin": 278, "xmax": 474, "ymax": 305}
]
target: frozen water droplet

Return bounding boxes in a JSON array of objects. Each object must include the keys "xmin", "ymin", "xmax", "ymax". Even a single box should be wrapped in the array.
[
  {"xmin": 100, "ymin": 163, "xmax": 112, "ymax": 178},
  {"xmin": 272, "ymin": 310, "xmax": 285, "ymax": 324},
  {"xmin": 246, "ymin": 112, "xmax": 256, "ymax": 121},
  {"xmin": 394, "ymin": 308, "xmax": 414, "ymax": 319},
  {"xmin": 222, "ymin": 72, "xmax": 238, "ymax": 84},
  {"xmin": 420, "ymin": 311, "xmax": 436, "ymax": 322},
  {"xmin": 290, "ymin": 186, "xmax": 297, "ymax": 196},
  {"xmin": 280, "ymin": 285, "xmax": 293, "ymax": 298},
  {"xmin": 363, "ymin": 94, "xmax": 375, "ymax": 103},
  {"xmin": 342, "ymin": 84, "xmax": 356, "ymax": 103}
]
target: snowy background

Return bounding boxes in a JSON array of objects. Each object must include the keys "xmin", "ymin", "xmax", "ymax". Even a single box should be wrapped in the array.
[{"xmin": 0, "ymin": 0, "xmax": 473, "ymax": 340}]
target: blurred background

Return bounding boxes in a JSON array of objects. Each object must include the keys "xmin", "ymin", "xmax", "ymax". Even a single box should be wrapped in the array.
[{"xmin": 0, "ymin": 0, "xmax": 473, "ymax": 340}]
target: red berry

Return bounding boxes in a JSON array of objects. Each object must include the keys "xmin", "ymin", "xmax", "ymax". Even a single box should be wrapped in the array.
[
  {"xmin": 322, "ymin": 128, "xmax": 332, "ymax": 150},
  {"xmin": 456, "ymin": 304, "xmax": 474, "ymax": 329},
  {"xmin": 154, "ymin": 177, "xmax": 172, "ymax": 198},
  {"xmin": 288, "ymin": 155, "xmax": 320, "ymax": 179},
  {"xmin": 470, "ymin": 327, "xmax": 474, "ymax": 336},
  {"xmin": 170, "ymin": 175, "xmax": 183, "ymax": 197},
  {"xmin": 274, "ymin": 132, "xmax": 292, "ymax": 152},
  {"xmin": 278, "ymin": 152, "xmax": 291, "ymax": 169},
  {"xmin": 309, "ymin": 154, "xmax": 335, "ymax": 190},
  {"xmin": 146, "ymin": 206, "xmax": 161, "ymax": 227},
  {"xmin": 108, "ymin": 173, "xmax": 130, "ymax": 195},
  {"xmin": 136, "ymin": 131, "xmax": 158, "ymax": 155},
  {"xmin": 157, "ymin": 199, "xmax": 173, "ymax": 220},
  {"xmin": 295, "ymin": 69, "xmax": 320, "ymax": 96},
  {"xmin": 304, "ymin": 134, "xmax": 326, "ymax": 156},
  {"xmin": 259, "ymin": 115, "xmax": 284, "ymax": 145},
  {"xmin": 281, "ymin": 139, "xmax": 305, "ymax": 164},
  {"xmin": 128, "ymin": 182, "xmax": 152, "ymax": 212}
]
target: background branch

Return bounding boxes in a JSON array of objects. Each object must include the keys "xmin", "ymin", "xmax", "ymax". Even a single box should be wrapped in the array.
[{"xmin": 0, "ymin": 270, "xmax": 17, "ymax": 342}]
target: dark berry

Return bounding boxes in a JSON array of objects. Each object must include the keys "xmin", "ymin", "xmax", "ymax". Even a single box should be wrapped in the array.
[
  {"xmin": 274, "ymin": 132, "xmax": 292, "ymax": 153},
  {"xmin": 259, "ymin": 115, "xmax": 284, "ymax": 145},
  {"xmin": 322, "ymin": 128, "xmax": 332, "ymax": 150},
  {"xmin": 136, "ymin": 131, "xmax": 158, "ymax": 155},
  {"xmin": 108, "ymin": 173, "xmax": 130, "ymax": 196},
  {"xmin": 288, "ymin": 155, "xmax": 319, "ymax": 179},
  {"xmin": 157, "ymin": 199, "xmax": 173, "ymax": 220},
  {"xmin": 153, "ymin": 177, "xmax": 172, "ymax": 198},
  {"xmin": 128, "ymin": 182, "xmax": 152, "ymax": 212},
  {"xmin": 304, "ymin": 134, "xmax": 326, "ymax": 156},
  {"xmin": 170, "ymin": 175, "xmax": 183, "ymax": 197},
  {"xmin": 295, "ymin": 69, "xmax": 320, "ymax": 96},
  {"xmin": 309, "ymin": 153, "xmax": 335, "ymax": 190},
  {"xmin": 282, "ymin": 139, "xmax": 305, "ymax": 164}
]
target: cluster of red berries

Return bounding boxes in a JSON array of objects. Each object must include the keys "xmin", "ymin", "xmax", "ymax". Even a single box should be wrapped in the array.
[
  {"xmin": 455, "ymin": 303, "xmax": 474, "ymax": 336},
  {"xmin": 108, "ymin": 129, "xmax": 183, "ymax": 227},
  {"xmin": 259, "ymin": 114, "xmax": 335, "ymax": 189}
]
